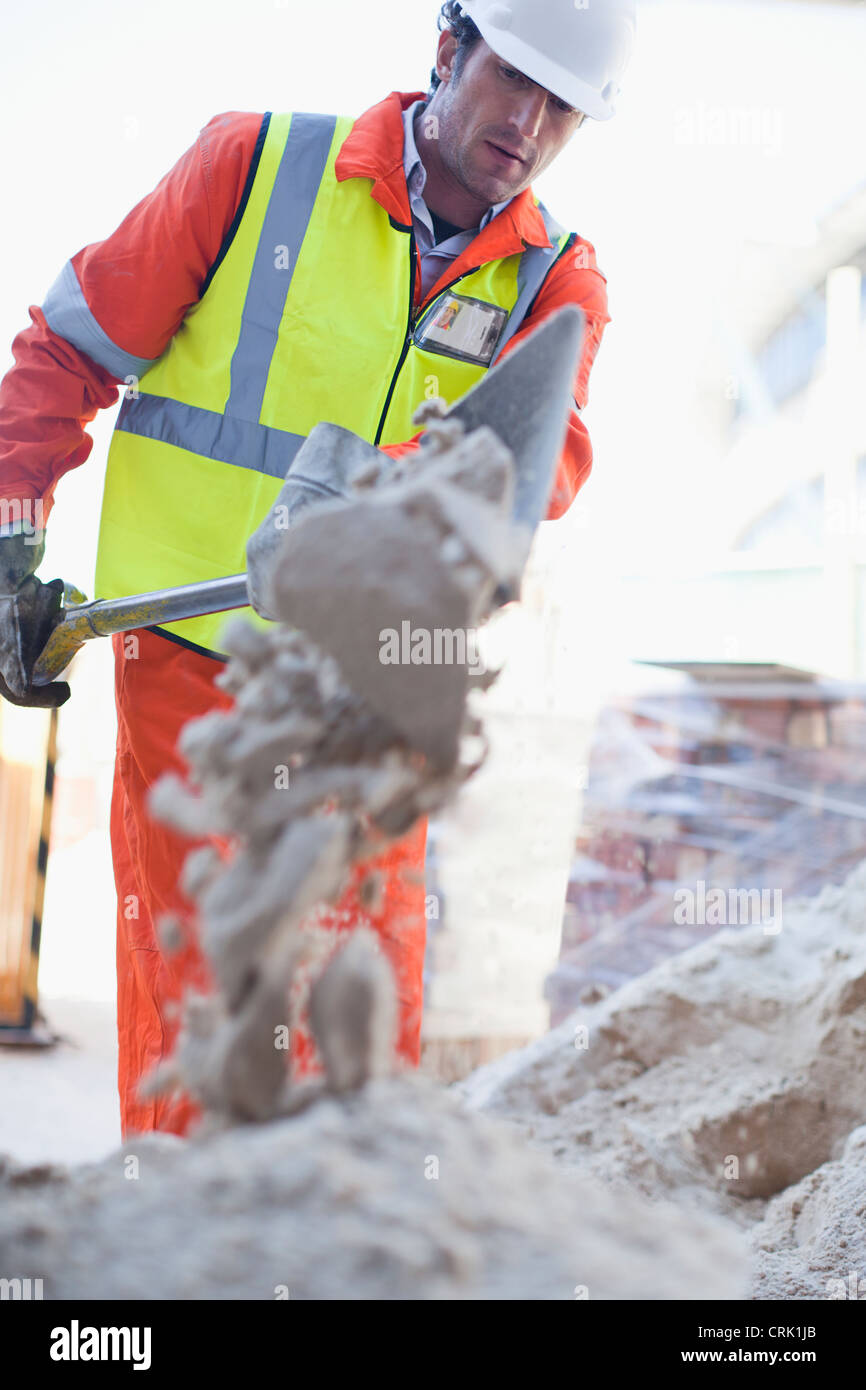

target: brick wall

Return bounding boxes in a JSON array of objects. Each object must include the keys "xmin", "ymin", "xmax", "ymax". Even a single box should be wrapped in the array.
[{"xmin": 547, "ymin": 676, "xmax": 866, "ymax": 1024}]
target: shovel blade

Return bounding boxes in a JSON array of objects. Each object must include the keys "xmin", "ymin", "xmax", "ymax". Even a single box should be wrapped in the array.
[{"xmin": 442, "ymin": 304, "xmax": 585, "ymax": 531}]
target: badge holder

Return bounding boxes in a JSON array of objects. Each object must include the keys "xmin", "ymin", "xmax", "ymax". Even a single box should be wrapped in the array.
[{"xmin": 413, "ymin": 292, "xmax": 509, "ymax": 367}]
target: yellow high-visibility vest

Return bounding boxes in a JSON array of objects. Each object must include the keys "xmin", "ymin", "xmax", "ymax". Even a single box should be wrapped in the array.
[{"xmin": 92, "ymin": 111, "xmax": 572, "ymax": 655}]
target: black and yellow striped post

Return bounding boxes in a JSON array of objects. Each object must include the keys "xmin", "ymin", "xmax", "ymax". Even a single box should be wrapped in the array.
[
  {"xmin": 20, "ymin": 704, "xmax": 58, "ymax": 1035},
  {"xmin": 0, "ymin": 704, "xmax": 59, "ymax": 1047}
]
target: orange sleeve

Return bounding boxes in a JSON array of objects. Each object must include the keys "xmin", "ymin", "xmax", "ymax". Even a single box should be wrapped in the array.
[{"xmin": 0, "ymin": 112, "xmax": 264, "ymax": 523}]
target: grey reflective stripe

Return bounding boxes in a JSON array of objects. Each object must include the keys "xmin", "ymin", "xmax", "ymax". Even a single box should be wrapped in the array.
[
  {"xmin": 541, "ymin": 204, "xmax": 569, "ymax": 247},
  {"xmin": 116, "ymin": 393, "xmax": 306, "ymax": 479},
  {"xmin": 226, "ymin": 113, "xmax": 338, "ymax": 421},
  {"xmin": 490, "ymin": 204, "xmax": 571, "ymax": 365},
  {"xmin": 42, "ymin": 260, "xmax": 158, "ymax": 382}
]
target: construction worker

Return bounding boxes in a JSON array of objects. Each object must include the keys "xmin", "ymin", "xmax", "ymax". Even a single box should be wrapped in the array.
[{"xmin": 0, "ymin": 0, "xmax": 635, "ymax": 1136}]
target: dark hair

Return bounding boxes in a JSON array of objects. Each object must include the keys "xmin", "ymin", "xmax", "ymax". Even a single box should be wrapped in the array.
[{"xmin": 428, "ymin": 3, "xmax": 483, "ymax": 98}]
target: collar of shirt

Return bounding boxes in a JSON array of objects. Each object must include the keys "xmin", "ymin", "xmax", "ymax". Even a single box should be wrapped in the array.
[{"xmin": 402, "ymin": 99, "xmax": 513, "ymax": 300}]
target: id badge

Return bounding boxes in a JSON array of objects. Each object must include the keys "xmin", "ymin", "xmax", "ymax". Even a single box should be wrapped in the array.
[{"xmin": 413, "ymin": 292, "xmax": 509, "ymax": 367}]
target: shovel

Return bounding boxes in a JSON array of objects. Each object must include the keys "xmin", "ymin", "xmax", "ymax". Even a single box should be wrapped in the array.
[{"xmin": 32, "ymin": 307, "xmax": 584, "ymax": 688}]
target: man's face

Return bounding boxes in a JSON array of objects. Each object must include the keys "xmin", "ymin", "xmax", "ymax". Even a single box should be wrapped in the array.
[{"xmin": 430, "ymin": 33, "xmax": 585, "ymax": 206}]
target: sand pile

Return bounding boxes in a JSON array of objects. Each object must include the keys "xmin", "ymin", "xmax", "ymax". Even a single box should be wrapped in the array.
[
  {"xmin": 752, "ymin": 1125, "xmax": 866, "ymax": 1300},
  {"xmin": 459, "ymin": 865, "xmax": 866, "ymax": 1293},
  {"xmin": 0, "ymin": 1078, "xmax": 745, "ymax": 1300}
]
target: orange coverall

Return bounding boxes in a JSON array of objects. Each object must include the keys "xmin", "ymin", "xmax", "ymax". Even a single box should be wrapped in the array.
[{"xmin": 0, "ymin": 91, "xmax": 611, "ymax": 1136}]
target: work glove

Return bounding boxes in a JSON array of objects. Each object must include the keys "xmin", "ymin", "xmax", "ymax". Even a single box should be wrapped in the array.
[
  {"xmin": 246, "ymin": 424, "xmax": 395, "ymax": 620},
  {"xmin": 0, "ymin": 532, "xmax": 71, "ymax": 708}
]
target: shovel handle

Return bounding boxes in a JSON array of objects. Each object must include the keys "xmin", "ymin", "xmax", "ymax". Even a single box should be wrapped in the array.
[{"xmin": 32, "ymin": 574, "xmax": 251, "ymax": 685}]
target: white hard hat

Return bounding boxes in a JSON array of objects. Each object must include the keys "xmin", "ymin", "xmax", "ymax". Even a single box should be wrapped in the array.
[{"xmin": 459, "ymin": 0, "xmax": 636, "ymax": 121}]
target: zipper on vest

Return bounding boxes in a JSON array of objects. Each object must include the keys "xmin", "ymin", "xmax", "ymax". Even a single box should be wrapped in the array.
[
  {"xmin": 417, "ymin": 266, "xmax": 482, "ymax": 318},
  {"xmin": 372, "ymin": 248, "xmax": 486, "ymax": 446},
  {"xmin": 374, "ymin": 230, "xmax": 419, "ymax": 447}
]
